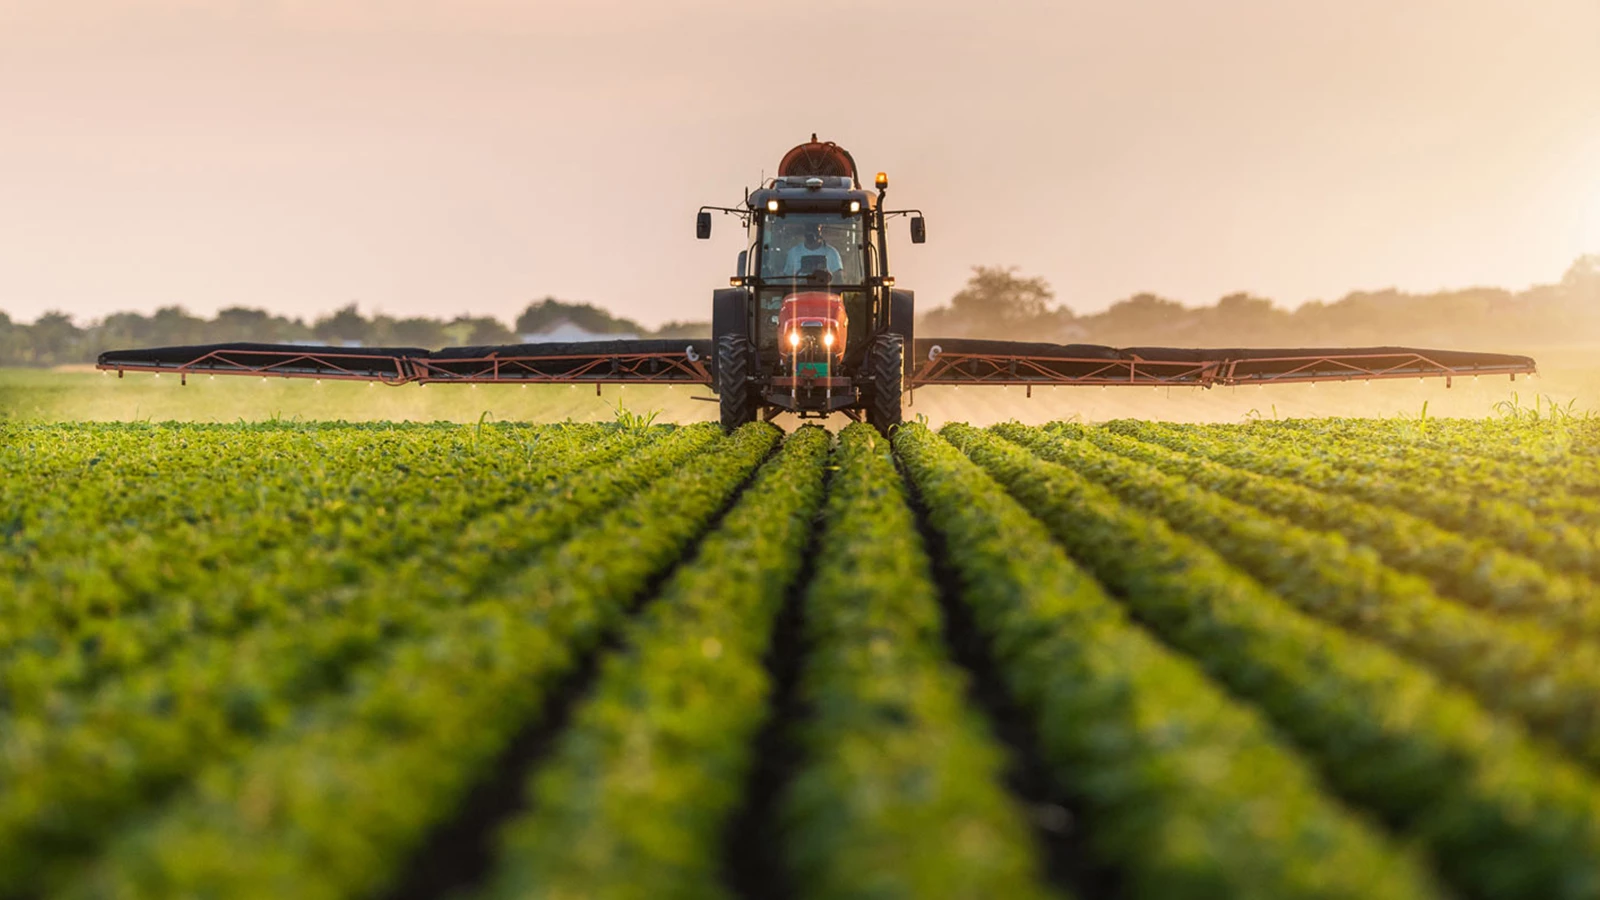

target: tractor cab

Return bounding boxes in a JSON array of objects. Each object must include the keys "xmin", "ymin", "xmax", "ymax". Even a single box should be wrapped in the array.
[
  {"xmin": 749, "ymin": 207, "xmax": 872, "ymax": 367},
  {"xmin": 697, "ymin": 136, "xmax": 926, "ymax": 432}
]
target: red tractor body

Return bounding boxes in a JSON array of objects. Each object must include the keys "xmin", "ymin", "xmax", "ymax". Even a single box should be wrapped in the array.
[{"xmin": 779, "ymin": 292, "xmax": 848, "ymax": 378}]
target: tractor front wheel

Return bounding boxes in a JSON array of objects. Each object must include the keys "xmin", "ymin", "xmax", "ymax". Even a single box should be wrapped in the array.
[
  {"xmin": 865, "ymin": 333, "xmax": 904, "ymax": 434},
  {"xmin": 717, "ymin": 334, "xmax": 758, "ymax": 433}
]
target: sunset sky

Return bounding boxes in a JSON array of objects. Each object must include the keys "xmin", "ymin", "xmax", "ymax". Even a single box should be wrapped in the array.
[{"xmin": 1, "ymin": 0, "xmax": 1596, "ymax": 328}]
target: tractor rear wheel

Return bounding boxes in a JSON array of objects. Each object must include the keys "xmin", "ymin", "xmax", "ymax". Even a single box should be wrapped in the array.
[
  {"xmin": 717, "ymin": 334, "xmax": 758, "ymax": 433},
  {"xmin": 865, "ymin": 333, "xmax": 904, "ymax": 434}
]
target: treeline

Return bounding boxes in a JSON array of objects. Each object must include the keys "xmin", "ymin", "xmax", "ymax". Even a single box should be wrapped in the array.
[
  {"xmin": 0, "ymin": 298, "xmax": 708, "ymax": 367},
  {"xmin": 924, "ymin": 255, "xmax": 1600, "ymax": 350},
  {"xmin": 3, "ymin": 256, "xmax": 1597, "ymax": 366}
]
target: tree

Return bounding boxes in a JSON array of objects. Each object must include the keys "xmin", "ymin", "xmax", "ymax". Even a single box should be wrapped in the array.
[
  {"xmin": 950, "ymin": 266, "xmax": 1056, "ymax": 323},
  {"xmin": 444, "ymin": 315, "xmax": 515, "ymax": 347},
  {"xmin": 1564, "ymin": 254, "xmax": 1599, "ymax": 286},
  {"xmin": 1084, "ymin": 293, "xmax": 1189, "ymax": 343},
  {"xmin": 1198, "ymin": 292, "xmax": 1290, "ymax": 344},
  {"xmin": 1563, "ymin": 254, "xmax": 1600, "ymax": 306},
  {"xmin": 1213, "ymin": 292, "xmax": 1277, "ymax": 319},
  {"xmin": 515, "ymin": 297, "xmax": 644, "ymax": 336},
  {"xmin": 920, "ymin": 266, "xmax": 1069, "ymax": 339},
  {"xmin": 149, "ymin": 306, "xmax": 209, "ymax": 346},
  {"xmin": 26, "ymin": 311, "xmax": 84, "ymax": 365},
  {"xmin": 213, "ymin": 307, "xmax": 272, "ymax": 340},
  {"xmin": 650, "ymin": 320, "xmax": 711, "ymax": 339},
  {"xmin": 0, "ymin": 311, "xmax": 20, "ymax": 366},
  {"xmin": 312, "ymin": 304, "xmax": 371, "ymax": 345},
  {"xmin": 381, "ymin": 316, "xmax": 450, "ymax": 348}
]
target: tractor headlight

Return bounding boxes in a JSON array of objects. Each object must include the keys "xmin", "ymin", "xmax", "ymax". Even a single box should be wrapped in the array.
[
  {"xmin": 823, "ymin": 332, "xmax": 835, "ymax": 347},
  {"xmin": 788, "ymin": 332, "xmax": 801, "ymax": 348},
  {"xmin": 767, "ymin": 199, "xmax": 780, "ymax": 213}
]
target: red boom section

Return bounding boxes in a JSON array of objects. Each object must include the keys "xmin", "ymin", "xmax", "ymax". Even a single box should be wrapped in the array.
[
  {"xmin": 97, "ymin": 339, "xmax": 1535, "ymax": 389},
  {"xmin": 97, "ymin": 341, "xmax": 712, "ymax": 386},
  {"xmin": 907, "ymin": 339, "xmax": 1537, "ymax": 389}
]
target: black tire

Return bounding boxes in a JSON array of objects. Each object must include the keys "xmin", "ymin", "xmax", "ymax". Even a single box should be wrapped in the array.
[
  {"xmin": 865, "ymin": 333, "xmax": 904, "ymax": 434},
  {"xmin": 710, "ymin": 290, "xmax": 749, "ymax": 382},
  {"xmin": 888, "ymin": 289, "xmax": 916, "ymax": 378},
  {"xmin": 717, "ymin": 334, "xmax": 758, "ymax": 433}
]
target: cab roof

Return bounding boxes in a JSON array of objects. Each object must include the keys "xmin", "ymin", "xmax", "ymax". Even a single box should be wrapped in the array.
[{"xmin": 748, "ymin": 177, "xmax": 876, "ymax": 212}]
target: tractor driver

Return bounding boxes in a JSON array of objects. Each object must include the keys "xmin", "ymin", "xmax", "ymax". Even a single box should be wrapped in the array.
[{"xmin": 783, "ymin": 223, "xmax": 845, "ymax": 284}]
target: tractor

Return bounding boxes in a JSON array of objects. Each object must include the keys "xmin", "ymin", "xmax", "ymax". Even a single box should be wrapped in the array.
[{"xmin": 696, "ymin": 137, "xmax": 925, "ymax": 432}]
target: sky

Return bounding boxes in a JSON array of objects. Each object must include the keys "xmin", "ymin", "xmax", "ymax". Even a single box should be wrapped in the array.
[{"xmin": 0, "ymin": 0, "xmax": 1596, "ymax": 328}]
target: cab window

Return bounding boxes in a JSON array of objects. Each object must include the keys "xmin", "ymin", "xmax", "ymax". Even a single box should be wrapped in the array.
[{"xmin": 759, "ymin": 212, "xmax": 865, "ymax": 285}]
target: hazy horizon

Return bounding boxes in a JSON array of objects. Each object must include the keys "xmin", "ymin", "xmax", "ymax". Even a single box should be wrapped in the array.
[{"xmin": 2, "ymin": 0, "xmax": 1596, "ymax": 329}]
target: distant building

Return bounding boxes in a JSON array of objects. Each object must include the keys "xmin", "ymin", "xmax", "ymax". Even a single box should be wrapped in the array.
[
  {"xmin": 290, "ymin": 339, "xmax": 365, "ymax": 348},
  {"xmin": 519, "ymin": 320, "xmax": 637, "ymax": 343}
]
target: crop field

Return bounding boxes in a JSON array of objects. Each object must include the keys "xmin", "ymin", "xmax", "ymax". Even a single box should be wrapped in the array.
[{"xmin": 5, "ymin": 413, "xmax": 1600, "ymax": 899}]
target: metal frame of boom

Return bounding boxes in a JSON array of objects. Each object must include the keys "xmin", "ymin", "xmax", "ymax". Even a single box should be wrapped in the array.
[
  {"xmin": 102, "ymin": 347, "xmax": 711, "ymax": 388},
  {"xmin": 98, "ymin": 345, "xmax": 1534, "ymax": 392},
  {"xmin": 907, "ymin": 348, "xmax": 1533, "ymax": 390}
]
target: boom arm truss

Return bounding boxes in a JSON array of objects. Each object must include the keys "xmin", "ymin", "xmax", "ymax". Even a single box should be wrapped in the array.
[
  {"xmin": 97, "ymin": 339, "xmax": 1535, "ymax": 390},
  {"xmin": 906, "ymin": 339, "xmax": 1536, "ymax": 389},
  {"xmin": 97, "ymin": 341, "xmax": 713, "ymax": 386}
]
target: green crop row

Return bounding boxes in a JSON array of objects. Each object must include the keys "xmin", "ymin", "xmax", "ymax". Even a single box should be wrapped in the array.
[
  {"xmin": 477, "ymin": 425, "xmax": 829, "ymax": 900},
  {"xmin": 0, "ymin": 421, "xmax": 617, "ymax": 589},
  {"xmin": 896, "ymin": 423, "xmax": 1441, "ymax": 900},
  {"xmin": 0, "ymin": 424, "xmax": 691, "ymax": 718},
  {"xmin": 59, "ymin": 423, "xmax": 783, "ymax": 900},
  {"xmin": 1189, "ymin": 421, "xmax": 1600, "ymax": 527},
  {"xmin": 779, "ymin": 424, "xmax": 1056, "ymax": 900},
  {"xmin": 1240, "ymin": 416, "xmax": 1600, "ymax": 471},
  {"xmin": 0, "ymin": 421, "xmax": 602, "ymax": 638},
  {"xmin": 952, "ymin": 424, "xmax": 1600, "ymax": 899},
  {"xmin": 0, "ymin": 423, "xmax": 726, "ymax": 897},
  {"xmin": 2, "ymin": 425, "xmax": 404, "ymax": 585},
  {"xmin": 1062, "ymin": 419, "xmax": 1600, "ymax": 637},
  {"xmin": 997, "ymin": 423, "xmax": 1600, "ymax": 770},
  {"xmin": 0, "ymin": 421, "xmax": 620, "ymax": 598},
  {"xmin": 0, "ymin": 424, "xmax": 653, "ymax": 699},
  {"xmin": 5, "ymin": 415, "xmax": 1597, "ymax": 898},
  {"xmin": 1107, "ymin": 418, "xmax": 1600, "ymax": 584},
  {"xmin": 1057, "ymin": 423, "xmax": 1600, "ymax": 639}
]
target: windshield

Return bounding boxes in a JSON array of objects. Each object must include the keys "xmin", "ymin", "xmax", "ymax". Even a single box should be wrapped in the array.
[{"xmin": 758, "ymin": 212, "xmax": 866, "ymax": 286}]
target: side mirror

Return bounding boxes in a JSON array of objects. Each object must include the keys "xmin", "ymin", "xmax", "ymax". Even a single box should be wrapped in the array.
[
  {"xmin": 910, "ymin": 216, "xmax": 926, "ymax": 244},
  {"xmin": 696, "ymin": 211, "xmax": 712, "ymax": 240},
  {"xmin": 735, "ymin": 250, "xmax": 748, "ymax": 278}
]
